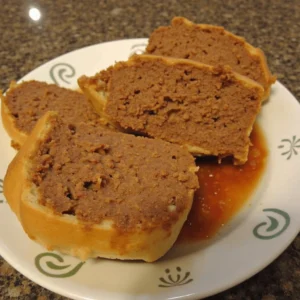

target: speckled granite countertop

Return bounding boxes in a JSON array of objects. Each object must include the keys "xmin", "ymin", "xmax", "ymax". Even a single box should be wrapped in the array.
[{"xmin": 0, "ymin": 0, "xmax": 299, "ymax": 299}]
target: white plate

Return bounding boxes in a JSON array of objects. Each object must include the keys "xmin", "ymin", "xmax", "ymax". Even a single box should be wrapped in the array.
[{"xmin": 0, "ymin": 39, "xmax": 299, "ymax": 300}]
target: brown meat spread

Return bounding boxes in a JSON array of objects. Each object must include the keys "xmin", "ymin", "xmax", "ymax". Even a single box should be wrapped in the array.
[
  {"xmin": 31, "ymin": 116, "xmax": 199, "ymax": 231},
  {"xmin": 86, "ymin": 55, "xmax": 262, "ymax": 164},
  {"xmin": 146, "ymin": 17, "xmax": 270, "ymax": 90},
  {"xmin": 4, "ymin": 81, "xmax": 100, "ymax": 133}
]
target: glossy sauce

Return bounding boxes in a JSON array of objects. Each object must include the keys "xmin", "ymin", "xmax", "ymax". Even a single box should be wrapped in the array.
[{"xmin": 177, "ymin": 124, "xmax": 268, "ymax": 243}]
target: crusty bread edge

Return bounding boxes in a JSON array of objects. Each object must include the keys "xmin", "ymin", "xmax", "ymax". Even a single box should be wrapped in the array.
[
  {"xmin": 78, "ymin": 54, "xmax": 264, "ymax": 112},
  {"xmin": 176, "ymin": 17, "xmax": 277, "ymax": 100},
  {"xmin": 0, "ymin": 83, "xmax": 28, "ymax": 147},
  {"xmin": 148, "ymin": 16, "xmax": 276, "ymax": 100},
  {"xmin": 20, "ymin": 187, "xmax": 194, "ymax": 262},
  {"xmin": 78, "ymin": 54, "xmax": 263, "ymax": 164},
  {"xmin": 4, "ymin": 112, "xmax": 56, "ymax": 219},
  {"xmin": 4, "ymin": 111, "xmax": 195, "ymax": 262},
  {"xmin": 77, "ymin": 77, "xmax": 125, "ymax": 132}
]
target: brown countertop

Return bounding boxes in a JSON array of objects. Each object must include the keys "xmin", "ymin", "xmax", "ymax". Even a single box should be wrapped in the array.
[{"xmin": 0, "ymin": 0, "xmax": 299, "ymax": 299}]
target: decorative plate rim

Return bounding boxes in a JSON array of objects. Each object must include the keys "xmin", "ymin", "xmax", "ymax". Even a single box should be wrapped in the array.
[{"xmin": 0, "ymin": 39, "xmax": 299, "ymax": 300}]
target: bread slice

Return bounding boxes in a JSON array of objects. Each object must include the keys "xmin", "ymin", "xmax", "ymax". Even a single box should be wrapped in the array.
[
  {"xmin": 4, "ymin": 111, "xmax": 199, "ymax": 262},
  {"xmin": 0, "ymin": 80, "xmax": 102, "ymax": 148},
  {"xmin": 145, "ymin": 17, "xmax": 276, "ymax": 100},
  {"xmin": 78, "ymin": 54, "xmax": 264, "ymax": 165}
]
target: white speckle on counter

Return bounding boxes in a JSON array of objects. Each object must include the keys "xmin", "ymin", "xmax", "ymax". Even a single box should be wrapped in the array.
[{"xmin": 110, "ymin": 8, "xmax": 123, "ymax": 16}]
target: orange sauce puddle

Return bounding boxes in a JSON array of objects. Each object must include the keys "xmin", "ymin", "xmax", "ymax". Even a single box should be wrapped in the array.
[{"xmin": 177, "ymin": 123, "xmax": 268, "ymax": 243}]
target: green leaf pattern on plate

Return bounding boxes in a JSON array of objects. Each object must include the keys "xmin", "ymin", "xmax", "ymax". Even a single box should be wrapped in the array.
[
  {"xmin": 0, "ymin": 179, "xmax": 4, "ymax": 204},
  {"xmin": 50, "ymin": 63, "xmax": 76, "ymax": 86},
  {"xmin": 158, "ymin": 267, "xmax": 193, "ymax": 287},
  {"xmin": 253, "ymin": 208, "xmax": 290, "ymax": 240},
  {"xmin": 9, "ymin": 61, "xmax": 298, "ymax": 285},
  {"xmin": 278, "ymin": 135, "xmax": 300, "ymax": 160},
  {"xmin": 35, "ymin": 252, "xmax": 85, "ymax": 278}
]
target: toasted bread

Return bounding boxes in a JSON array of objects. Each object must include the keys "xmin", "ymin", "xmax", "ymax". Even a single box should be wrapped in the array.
[{"xmin": 4, "ymin": 112, "xmax": 199, "ymax": 262}]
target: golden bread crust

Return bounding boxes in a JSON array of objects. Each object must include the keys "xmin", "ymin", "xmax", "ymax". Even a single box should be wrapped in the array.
[
  {"xmin": 4, "ymin": 112, "xmax": 55, "ymax": 219},
  {"xmin": 1, "ymin": 80, "xmax": 103, "ymax": 148},
  {"xmin": 1, "ymin": 83, "xmax": 28, "ymax": 146},
  {"xmin": 146, "ymin": 16, "xmax": 276, "ymax": 100},
  {"xmin": 4, "ymin": 112, "xmax": 196, "ymax": 262}
]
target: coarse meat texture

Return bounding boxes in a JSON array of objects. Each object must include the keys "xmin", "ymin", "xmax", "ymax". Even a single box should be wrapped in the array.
[
  {"xmin": 79, "ymin": 55, "xmax": 263, "ymax": 164},
  {"xmin": 30, "ymin": 116, "xmax": 199, "ymax": 232},
  {"xmin": 3, "ymin": 80, "xmax": 100, "ymax": 134},
  {"xmin": 145, "ymin": 17, "xmax": 276, "ymax": 98}
]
